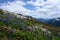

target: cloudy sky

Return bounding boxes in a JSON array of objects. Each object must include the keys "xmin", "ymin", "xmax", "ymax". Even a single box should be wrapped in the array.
[{"xmin": 0, "ymin": 0, "xmax": 60, "ymax": 19}]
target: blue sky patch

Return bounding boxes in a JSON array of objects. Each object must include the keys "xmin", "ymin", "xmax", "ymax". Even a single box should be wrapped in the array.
[
  {"xmin": 22, "ymin": 0, "xmax": 30, "ymax": 2},
  {"xmin": 44, "ymin": 0, "xmax": 47, "ymax": 2},
  {"xmin": 24, "ymin": 4, "xmax": 36, "ymax": 10},
  {"xmin": 0, "ymin": 0, "xmax": 15, "ymax": 3}
]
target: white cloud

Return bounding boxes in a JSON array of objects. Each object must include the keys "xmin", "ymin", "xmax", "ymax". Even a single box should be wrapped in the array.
[
  {"xmin": 27, "ymin": 0, "xmax": 46, "ymax": 6},
  {"xmin": 27, "ymin": 0, "xmax": 60, "ymax": 18},
  {"xmin": 0, "ymin": 0, "xmax": 32, "ymax": 15},
  {"xmin": 0, "ymin": 0, "xmax": 60, "ymax": 19}
]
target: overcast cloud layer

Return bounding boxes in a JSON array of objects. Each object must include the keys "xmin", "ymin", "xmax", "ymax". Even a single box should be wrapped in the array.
[{"xmin": 0, "ymin": 0, "xmax": 60, "ymax": 19}]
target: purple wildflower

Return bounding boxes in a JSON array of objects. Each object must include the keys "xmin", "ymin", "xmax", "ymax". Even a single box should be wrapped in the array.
[
  {"xmin": 11, "ymin": 29, "xmax": 15, "ymax": 32},
  {"xmin": 0, "ymin": 18, "xmax": 7, "ymax": 22},
  {"xmin": 0, "ymin": 18, "xmax": 2, "ymax": 21},
  {"xmin": 32, "ymin": 27, "xmax": 36, "ymax": 31},
  {"xmin": 26, "ymin": 26, "xmax": 30, "ymax": 31}
]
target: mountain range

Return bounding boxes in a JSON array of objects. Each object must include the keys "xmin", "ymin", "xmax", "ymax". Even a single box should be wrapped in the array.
[{"xmin": 38, "ymin": 18, "xmax": 60, "ymax": 26}]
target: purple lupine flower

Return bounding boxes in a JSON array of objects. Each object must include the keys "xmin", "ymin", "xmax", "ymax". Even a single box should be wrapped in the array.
[
  {"xmin": 32, "ymin": 27, "xmax": 36, "ymax": 31},
  {"xmin": 26, "ymin": 26, "xmax": 30, "ymax": 31},
  {"xmin": 11, "ymin": 29, "xmax": 15, "ymax": 32},
  {"xmin": 8, "ymin": 16, "xmax": 12, "ymax": 20},
  {"xmin": 21, "ymin": 25, "xmax": 25, "ymax": 29},
  {"xmin": 0, "ymin": 18, "xmax": 2, "ymax": 21},
  {"xmin": 20, "ymin": 22, "xmax": 25, "ymax": 30},
  {"xmin": 7, "ymin": 15, "xmax": 13, "ymax": 24},
  {"xmin": 17, "ymin": 19, "xmax": 22, "ymax": 24},
  {"xmin": 7, "ymin": 15, "xmax": 13, "ymax": 21},
  {"xmin": 7, "ymin": 20, "xmax": 11, "ymax": 24},
  {"xmin": 17, "ymin": 20, "xmax": 25, "ymax": 27},
  {"xmin": 2, "ymin": 18, "xmax": 7, "ymax": 22}
]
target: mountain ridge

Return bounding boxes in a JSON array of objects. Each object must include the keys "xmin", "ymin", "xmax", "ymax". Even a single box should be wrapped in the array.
[{"xmin": 38, "ymin": 18, "xmax": 60, "ymax": 26}]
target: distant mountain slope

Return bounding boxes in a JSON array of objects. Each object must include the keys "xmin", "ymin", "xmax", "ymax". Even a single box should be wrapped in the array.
[
  {"xmin": 45, "ymin": 18, "xmax": 60, "ymax": 26},
  {"xmin": 38, "ymin": 18, "xmax": 60, "ymax": 26},
  {"xmin": 38, "ymin": 18, "xmax": 47, "ymax": 22}
]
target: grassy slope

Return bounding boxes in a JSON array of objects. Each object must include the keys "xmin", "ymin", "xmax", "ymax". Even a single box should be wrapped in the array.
[{"xmin": 0, "ymin": 9, "xmax": 60, "ymax": 40}]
